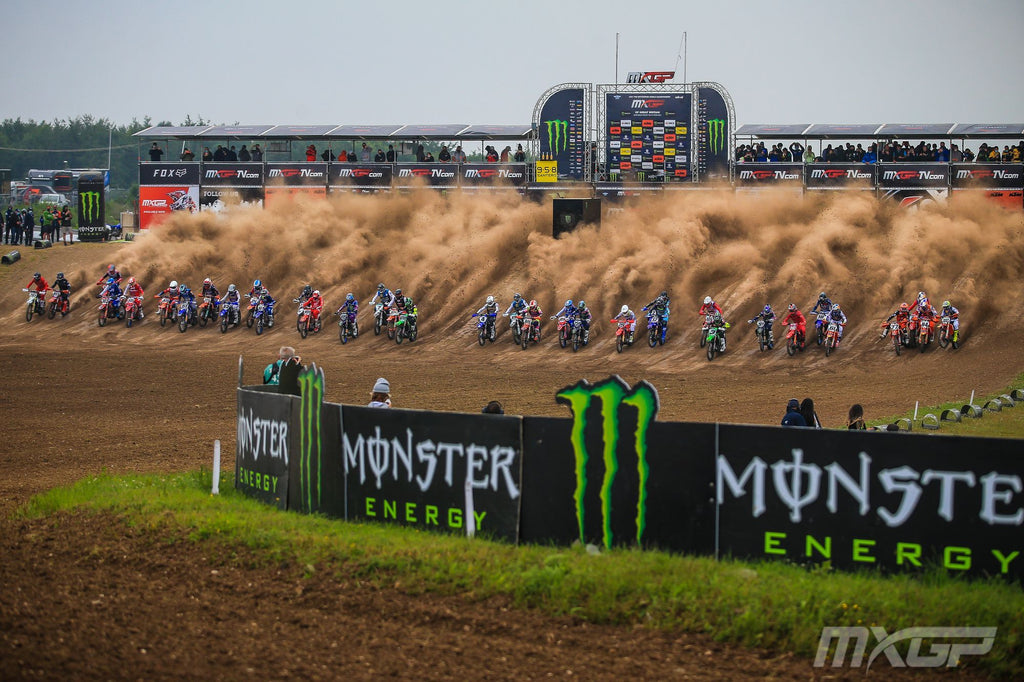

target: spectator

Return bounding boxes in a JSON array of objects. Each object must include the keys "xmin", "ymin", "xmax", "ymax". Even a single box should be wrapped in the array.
[
  {"xmin": 861, "ymin": 144, "xmax": 877, "ymax": 164},
  {"xmin": 800, "ymin": 398, "xmax": 822, "ymax": 429},
  {"xmin": 305, "ymin": 144, "xmax": 317, "ymax": 162},
  {"xmin": 360, "ymin": 143, "xmax": 371, "ymax": 162},
  {"xmin": 481, "ymin": 400, "xmax": 504, "ymax": 414},
  {"xmin": 337, "ymin": 149, "xmax": 348, "ymax": 162},
  {"xmin": 781, "ymin": 399, "xmax": 807, "ymax": 427},
  {"xmin": 415, "ymin": 144, "xmax": 425, "ymax": 162},
  {"xmin": 386, "ymin": 144, "xmax": 396, "ymax": 162},
  {"xmin": 848, "ymin": 404, "xmax": 867, "ymax": 430},
  {"xmin": 250, "ymin": 144, "xmax": 263, "ymax": 162},
  {"xmin": 180, "ymin": 147, "xmax": 195, "ymax": 161},
  {"xmin": 238, "ymin": 145, "xmax": 251, "ymax": 162},
  {"xmin": 149, "ymin": 143, "xmax": 164, "ymax": 162},
  {"xmin": 803, "ymin": 145, "xmax": 816, "ymax": 163},
  {"xmin": 321, "ymin": 147, "xmax": 333, "ymax": 162},
  {"xmin": 227, "ymin": 145, "xmax": 238, "ymax": 161},
  {"xmin": 453, "ymin": 145, "xmax": 467, "ymax": 163},
  {"xmin": 500, "ymin": 145, "xmax": 512, "ymax": 162},
  {"xmin": 514, "ymin": 143, "xmax": 526, "ymax": 162},
  {"xmin": 59, "ymin": 206, "xmax": 72, "ymax": 245},
  {"xmin": 423, "ymin": 150, "xmax": 435, "ymax": 162},
  {"xmin": 950, "ymin": 143, "xmax": 963, "ymax": 162},
  {"xmin": 485, "ymin": 145, "xmax": 498, "ymax": 162},
  {"xmin": 935, "ymin": 142, "xmax": 949, "ymax": 162},
  {"xmin": 202, "ymin": 147, "xmax": 214, "ymax": 161},
  {"xmin": 374, "ymin": 148, "xmax": 386, "ymax": 162},
  {"xmin": 437, "ymin": 145, "xmax": 451, "ymax": 162},
  {"xmin": 368, "ymin": 378, "xmax": 391, "ymax": 408},
  {"xmin": 263, "ymin": 346, "xmax": 301, "ymax": 385}
]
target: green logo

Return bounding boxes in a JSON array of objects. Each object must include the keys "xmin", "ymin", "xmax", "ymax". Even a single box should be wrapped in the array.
[
  {"xmin": 80, "ymin": 191, "xmax": 101, "ymax": 224},
  {"xmin": 556, "ymin": 376, "xmax": 659, "ymax": 549},
  {"xmin": 707, "ymin": 118, "xmax": 726, "ymax": 156},
  {"xmin": 298, "ymin": 364, "xmax": 324, "ymax": 511},
  {"xmin": 544, "ymin": 119, "xmax": 568, "ymax": 155}
]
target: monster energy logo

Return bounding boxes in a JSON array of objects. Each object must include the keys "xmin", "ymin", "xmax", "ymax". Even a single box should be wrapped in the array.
[
  {"xmin": 80, "ymin": 191, "xmax": 101, "ymax": 224},
  {"xmin": 544, "ymin": 119, "xmax": 568, "ymax": 155},
  {"xmin": 707, "ymin": 118, "xmax": 726, "ymax": 155},
  {"xmin": 556, "ymin": 376, "xmax": 659, "ymax": 549},
  {"xmin": 297, "ymin": 364, "xmax": 324, "ymax": 511}
]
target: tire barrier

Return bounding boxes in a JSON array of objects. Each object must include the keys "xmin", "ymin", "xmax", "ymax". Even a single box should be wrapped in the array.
[
  {"xmin": 999, "ymin": 394, "xmax": 1015, "ymax": 407},
  {"xmin": 1012, "ymin": 389, "xmax": 1024, "ymax": 402},
  {"xmin": 33, "ymin": 239, "xmax": 52, "ymax": 249},
  {"xmin": 1, "ymin": 250, "xmax": 20, "ymax": 264},
  {"xmin": 894, "ymin": 418, "xmax": 913, "ymax": 431},
  {"xmin": 920, "ymin": 414, "xmax": 940, "ymax": 430},
  {"xmin": 940, "ymin": 408, "xmax": 963, "ymax": 423},
  {"xmin": 961, "ymin": 404, "xmax": 983, "ymax": 418},
  {"xmin": 983, "ymin": 398, "xmax": 1002, "ymax": 413}
]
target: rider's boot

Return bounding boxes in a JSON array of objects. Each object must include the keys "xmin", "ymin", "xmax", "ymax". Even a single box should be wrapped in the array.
[{"xmin": 953, "ymin": 330, "xmax": 958, "ymax": 343}]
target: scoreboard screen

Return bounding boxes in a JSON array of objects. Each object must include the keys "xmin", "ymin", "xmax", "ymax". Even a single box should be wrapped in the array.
[{"xmin": 605, "ymin": 92, "xmax": 691, "ymax": 181}]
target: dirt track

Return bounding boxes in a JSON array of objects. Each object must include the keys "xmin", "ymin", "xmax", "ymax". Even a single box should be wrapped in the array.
[{"xmin": 1, "ymin": 193, "xmax": 1021, "ymax": 679}]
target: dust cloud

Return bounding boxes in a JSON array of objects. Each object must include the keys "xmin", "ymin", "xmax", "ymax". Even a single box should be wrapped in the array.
[{"xmin": 101, "ymin": 190, "xmax": 1023, "ymax": 340}]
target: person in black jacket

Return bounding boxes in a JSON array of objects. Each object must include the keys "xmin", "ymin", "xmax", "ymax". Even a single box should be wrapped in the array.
[{"xmin": 780, "ymin": 399, "xmax": 807, "ymax": 427}]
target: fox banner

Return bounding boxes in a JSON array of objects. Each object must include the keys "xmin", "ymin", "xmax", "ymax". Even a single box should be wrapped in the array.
[
  {"xmin": 139, "ymin": 186, "xmax": 199, "ymax": 229},
  {"xmin": 139, "ymin": 163, "xmax": 201, "ymax": 186},
  {"xmin": 77, "ymin": 174, "xmax": 106, "ymax": 228}
]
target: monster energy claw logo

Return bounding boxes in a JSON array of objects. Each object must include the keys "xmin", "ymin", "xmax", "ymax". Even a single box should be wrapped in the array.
[
  {"xmin": 298, "ymin": 364, "xmax": 324, "ymax": 511},
  {"xmin": 556, "ymin": 376, "xmax": 659, "ymax": 549},
  {"xmin": 544, "ymin": 119, "xmax": 568, "ymax": 155},
  {"xmin": 707, "ymin": 118, "xmax": 726, "ymax": 155},
  {"xmin": 80, "ymin": 191, "xmax": 101, "ymax": 223}
]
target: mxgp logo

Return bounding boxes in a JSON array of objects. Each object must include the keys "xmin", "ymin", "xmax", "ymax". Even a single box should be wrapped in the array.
[
  {"xmin": 398, "ymin": 168, "xmax": 454, "ymax": 178},
  {"xmin": 957, "ymin": 169, "xmax": 1019, "ymax": 180},
  {"xmin": 142, "ymin": 199, "xmax": 167, "ymax": 207},
  {"xmin": 814, "ymin": 626, "xmax": 996, "ymax": 670},
  {"xmin": 268, "ymin": 168, "xmax": 324, "ymax": 178},
  {"xmin": 739, "ymin": 170, "xmax": 798, "ymax": 180},
  {"xmin": 631, "ymin": 99, "xmax": 665, "ymax": 109},
  {"xmin": 337, "ymin": 168, "xmax": 383, "ymax": 178},
  {"xmin": 883, "ymin": 170, "xmax": 945, "ymax": 181},
  {"xmin": 465, "ymin": 169, "xmax": 524, "ymax": 179},
  {"xmin": 811, "ymin": 169, "xmax": 872, "ymax": 180},
  {"xmin": 205, "ymin": 169, "xmax": 259, "ymax": 179}
]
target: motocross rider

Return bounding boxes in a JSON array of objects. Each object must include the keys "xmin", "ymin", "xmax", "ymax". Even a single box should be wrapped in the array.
[
  {"xmin": 882, "ymin": 302, "xmax": 911, "ymax": 336},
  {"xmin": 476, "ymin": 295, "xmax": 500, "ymax": 332},
  {"xmin": 200, "ymin": 277, "xmax": 221, "ymax": 308},
  {"xmin": 96, "ymin": 264, "xmax": 121, "ymax": 287},
  {"xmin": 304, "ymin": 289, "xmax": 324, "ymax": 325},
  {"xmin": 576, "ymin": 300, "xmax": 593, "ymax": 343},
  {"xmin": 709, "ymin": 311, "xmax": 729, "ymax": 351},
  {"xmin": 697, "ymin": 295, "xmax": 721, "ymax": 317},
  {"xmin": 258, "ymin": 286, "xmax": 276, "ymax": 326},
  {"xmin": 26, "ymin": 272, "xmax": 48, "ymax": 313},
  {"xmin": 503, "ymin": 293, "xmax": 527, "ymax": 317},
  {"xmin": 613, "ymin": 304, "xmax": 637, "ymax": 343},
  {"xmin": 908, "ymin": 290, "xmax": 930, "ymax": 315},
  {"xmin": 53, "ymin": 271, "xmax": 70, "ymax": 311},
  {"xmin": 247, "ymin": 279, "xmax": 264, "ymax": 298},
  {"xmin": 100, "ymin": 277, "xmax": 122, "ymax": 301},
  {"xmin": 370, "ymin": 283, "xmax": 391, "ymax": 306},
  {"xmin": 940, "ymin": 300, "xmax": 960, "ymax": 343},
  {"xmin": 643, "ymin": 291, "xmax": 671, "ymax": 343},
  {"xmin": 155, "ymin": 280, "xmax": 180, "ymax": 303},
  {"xmin": 827, "ymin": 303, "xmax": 847, "ymax": 345},
  {"xmin": 748, "ymin": 304, "xmax": 776, "ymax": 348},
  {"xmin": 551, "ymin": 299, "xmax": 577, "ymax": 328},
  {"xmin": 525, "ymin": 299, "xmax": 543, "ymax": 339},
  {"xmin": 336, "ymin": 293, "xmax": 359, "ymax": 336},
  {"xmin": 781, "ymin": 304, "xmax": 806, "ymax": 348},
  {"xmin": 386, "ymin": 287, "xmax": 405, "ymax": 310},
  {"xmin": 223, "ymin": 284, "xmax": 241, "ymax": 324},
  {"xmin": 177, "ymin": 284, "xmax": 197, "ymax": 321},
  {"xmin": 810, "ymin": 291, "xmax": 834, "ymax": 335},
  {"xmin": 123, "ymin": 277, "xmax": 145, "ymax": 318}
]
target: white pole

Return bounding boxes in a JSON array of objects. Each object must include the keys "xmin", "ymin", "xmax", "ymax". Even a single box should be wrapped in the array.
[
  {"xmin": 913, "ymin": 401, "xmax": 919, "ymax": 421},
  {"xmin": 464, "ymin": 475, "xmax": 476, "ymax": 538},
  {"xmin": 970, "ymin": 390, "xmax": 975, "ymax": 406},
  {"xmin": 107, "ymin": 127, "xmax": 113, "ymax": 170},
  {"xmin": 615, "ymin": 33, "xmax": 619, "ymax": 84},
  {"xmin": 683, "ymin": 32, "xmax": 687, "ymax": 84},
  {"xmin": 212, "ymin": 440, "xmax": 221, "ymax": 495}
]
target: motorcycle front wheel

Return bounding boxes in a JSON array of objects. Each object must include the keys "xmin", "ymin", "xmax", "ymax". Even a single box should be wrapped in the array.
[
  {"xmin": 221, "ymin": 317, "xmax": 229, "ymax": 333},
  {"xmin": 707, "ymin": 341, "xmax": 717, "ymax": 361},
  {"xmin": 48, "ymin": 302, "xmax": 58, "ymax": 319},
  {"xmin": 938, "ymin": 330, "xmax": 949, "ymax": 349},
  {"xmin": 25, "ymin": 303, "xmax": 33, "ymax": 322},
  {"xmin": 246, "ymin": 310, "xmax": 254, "ymax": 328},
  {"xmin": 478, "ymin": 328, "xmax": 486, "ymax": 346},
  {"xmin": 649, "ymin": 329, "xmax": 658, "ymax": 348},
  {"xmin": 178, "ymin": 313, "xmax": 188, "ymax": 333},
  {"xmin": 98, "ymin": 309, "xmax": 106, "ymax": 327},
  {"xmin": 893, "ymin": 334, "xmax": 901, "ymax": 356},
  {"xmin": 160, "ymin": 308, "xmax": 168, "ymax": 327},
  {"xmin": 374, "ymin": 316, "xmax": 382, "ymax": 336},
  {"xmin": 256, "ymin": 316, "xmax": 264, "ymax": 336},
  {"xmin": 616, "ymin": 334, "xmax": 624, "ymax": 353}
]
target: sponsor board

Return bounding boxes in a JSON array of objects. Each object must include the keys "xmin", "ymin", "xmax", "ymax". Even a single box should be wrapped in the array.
[
  {"xmin": 878, "ymin": 163, "xmax": 948, "ymax": 188},
  {"xmin": 139, "ymin": 185, "xmax": 199, "ymax": 229},
  {"xmin": 735, "ymin": 163, "xmax": 803, "ymax": 184},
  {"xmin": 537, "ymin": 87, "xmax": 586, "ymax": 179},
  {"xmin": 265, "ymin": 163, "xmax": 328, "ymax": 187},
  {"xmin": 950, "ymin": 163, "xmax": 1024, "ymax": 190},
  {"xmin": 460, "ymin": 164, "xmax": 528, "ymax": 186},
  {"xmin": 139, "ymin": 163, "xmax": 201, "ymax": 186},
  {"xmin": 393, "ymin": 164, "xmax": 459, "ymax": 188},
  {"xmin": 805, "ymin": 164, "xmax": 875, "ymax": 189},
  {"xmin": 329, "ymin": 163, "xmax": 393, "ymax": 189},
  {"xmin": 951, "ymin": 188, "xmax": 1024, "ymax": 210},
  {"xmin": 200, "ymin": 163, "xmax": 264, "ymax": 187},
  {"xmin": 264, "ymin": 186, "xmax": 327, "ymax": 206},
  {"xmin": 200, "ymin": 187, "xmax": 264, "ymax": 212}
]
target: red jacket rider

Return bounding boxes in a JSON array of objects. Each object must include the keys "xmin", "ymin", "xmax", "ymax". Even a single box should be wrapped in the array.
[
  {"xmin": 123, "ymin": 277, "xmax": 144, "ymax": 300},
  {"xmin": 304, "ymin": 290, "xmax": 324, "ymax": 320},
  {"xmin": 698, "ymin": 297, "xmax": 723, "ymax": 318},
  {"xmin": 96, "ymin": 264, "xmax": 121, "ymax": 286},
  {"xmin": 27, "ymin": 273, "xmax": 49, "ymax": 294},
  {"xmin": 781, "ymin": 304, "xmax": 806, "ymax": 341}
]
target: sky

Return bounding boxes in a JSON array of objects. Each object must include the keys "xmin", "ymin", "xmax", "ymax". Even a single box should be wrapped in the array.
[{"xmin": 2, "ymin": 0, "xmax": 1022, "ymax": 131}]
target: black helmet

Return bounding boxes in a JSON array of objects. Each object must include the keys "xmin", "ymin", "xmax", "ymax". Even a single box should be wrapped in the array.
[
  {"xmin": 660, "ymin": 290, "xmax": 668, "ymax": 298},
  {"xmin": 57, "ymin": 271, "xmax": 64, "ymax": 279},
  {"xmin": 302, "ymin": 284, "xmax": 312, "ymax": 296},
  {"xmin": 396, "ymin": 288, "xmax": 402, "ymax": 296},
  {"xmin": 33, "ymin": 272, "xmax": 41, "ymax": 280},
  {"xmin": 818, "ymin": 291, "xmax": 827, "ymax": 300}
]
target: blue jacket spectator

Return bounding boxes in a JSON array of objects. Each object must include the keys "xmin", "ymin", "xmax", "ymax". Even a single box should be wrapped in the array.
[{"xmin": 781, "ymin": 399, "xmax": 807, "ymax": 427}]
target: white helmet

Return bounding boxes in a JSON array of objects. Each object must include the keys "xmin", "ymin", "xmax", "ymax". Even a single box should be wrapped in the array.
[
  {"xmin": 621, "ymin": 304, "xmax": 629, "ymax": 314},
  {"xmin": 169, "ymin": 280, "xmax": 178, "ymax": 289},
  {"xmin": 313, "ymin": 289, "xmax": 320, "ymax": 296},
  {"xmin": 486, "ymin": 295, "xmax": 494, "ymax": 304},
  {"xmin": 227, "ymin": 284, "xmax": 236, "ymax": 293},
  {"xmin": 703, "ymin": 296, "xmax": 712, "ymax": 305}
]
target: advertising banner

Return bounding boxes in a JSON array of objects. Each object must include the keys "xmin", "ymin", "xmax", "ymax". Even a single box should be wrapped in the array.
[
  {"xmin": 264, "ymin": 187, "xmax": 327, "ymax": 206},
  {"xmin": 265, "ymin": 163, "xmax": 328, "ymax": 187},
  {"xmin": 878, "ymin": 188, "xmax": 949, "ymax": 208},
  {"xmin": 950, "ymin": 164, "xmax": 1024, "ymax": 190},
  {"xmin": 734, "ymin": 163, "xmax": 803, "ymax": 185},
  {"xmin": 878, "ymin": 163, "xmax": 949, "ymax": 189},
  {"xmin": 537, "ymin": 87, "xmax": 586, "ymax": 179},
  {"xmin": 341, "ymin": 404, "xmax": 522, "ymax": 541},
  {"xmin": 200, "ymin": 162, "xmax": 264, "ymax": 188},
  {"xmin": 697, "ymin": 86, "xmax": 730, "ymax": 179},
  {"xmin": 77, "ymin": 175, "xmax": 106, "ymax": 227},
  {"xmin": 605, "ymin": 92, "xmax": 691, "ymax": 182},
  {"xmin": 805, "ymin": 163, "xmax": 875, "ymax": 189},
  {"xmin": 328, "ymin": 163, "xmax": 393, "ymax": 190},
  {"xmin": 393, "ymin": 164, "xmax": 459, "ymax": 188},
  {"xmin": 460, "ymin": 163, "xmax": 528, "ymax": 187},
  {"xmin": 139, "ymin": 185, "xmax": 199, "ymax": 229},
  {"xmin": 716, "ymin": 425, "xmax": 1024, "ymax": 579},
  {"xmin": 139, "ymin": 163, "xmax": 201, "ymax": 186},
  {"xmin": 951, "ymin": 189, "xmax": 1023, "ymax": 210},
  {"xmin": 200, "ymin": 187, "xmax": 264, "ymax": 212},
  {"xmin": 236, "ymin": 387, "xmax": 292, "ymax": 509}
]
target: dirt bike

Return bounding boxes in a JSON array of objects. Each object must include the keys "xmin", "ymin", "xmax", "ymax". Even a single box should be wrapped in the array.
[
  {"xmin": 177, "ymin": 297, "xmax": 197, "ymax": 333},
  {"xmin": 917, "ymin": 316, "xmax": 934, "ymax": 353},
  {"xmin": 815, "ymin": 312, "xmax": 828, "ymax": 345},
  {"xmin": 938, "ymin": 315, "xmax": 959, "ymax": 349},
  {"xmin": 250, "ymin": 298, "xmax": 269, "ymax": 335},
  {"xmin": 824, "ymin": 321, "xmax": 841, "ymax": 357},
  {"xmin": 555, "ymin": 315, "xmax": 573, "ymax": 349},
  {"xmin": 754, "ymin": 319, "xmax": 774, "ymax": 352},
  {"xmin": 385, "ymin": 306, "xmax": 399, "ymax": 340},
  {"xmin": 296, "ymin": 303, "xmax": 321, "ymax": 339},
  {"xmin": 785, "ymin": 322, "xmax": 804, "ymax": 357},
  {"xmin": 647, "ymin": 312, "xmax": 666, "ymax": 348},
  {"xmin": 521, "ymin": 315, "xmax": 541, "ymax": 350},
  {"xmin": 219, "ymin": 301, "xmax": 240, "ymax": 333},
  {"xmin": 373, "ymin": 303, "xmax": 386, "ymax": 336},
  {"xmin": 395, "ymin": 307, "xmax": 417, "ymax": 344},
  {"xmin": 197, "ymin": 296, "xmax": 218, "ymax": 328},
  {"xmin": 612, "ymin": 318, "xmax": 635, "ymax": 353},
  {"xmin": 881, "ymin": 320, "xmax": 902, "ymax": 356},
  {"xmin": 158, "ymin": 295, "xmax": 177, "ymax": 327},
  {"xmin": 706, "ymin": 324, "xmax": 727, "ymax": 361},
  {"xmin": 23, "ymin": 288, "xmax": 45, "ymax": 322},
  {"xmin": 124, "ymin": 295, "xmax": 143, "ymax": 328},
  {"xmin": 699, "ymin": 313, "xmax": 712, "ymax": 348},
  {"xmin": 571, "ymin": 317, "xmax": 587, "ymax": 352},
  {"xmin": 97, "ymin": 292, "xmax": 124, "ymax": 327},
  {"xmin": 47, "ymin": 289, "xmax": 69, "ymax": 319},
  {"xmin": 507, "ymin": 311, "xmax": 524, "ymax": 345},
  {"xmin": 336, "ymin": 310, "xmax": 358, "ymax": 344},
  {"xmin": 474, "ymin": 312, "xmax": 496, "ymax": 346},
  {"xmin": 906, "ymin": 314, "xmax": 919, "ymax": 348}
]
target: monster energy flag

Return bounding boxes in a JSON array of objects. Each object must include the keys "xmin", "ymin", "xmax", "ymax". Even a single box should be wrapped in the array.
[
  {"xmin": 77, "ymin": 173, "xmax": 106, "ymax": 228},
  {"xmin": 536, "ymin": 87, "xmax": 585, "ymax": 179}
]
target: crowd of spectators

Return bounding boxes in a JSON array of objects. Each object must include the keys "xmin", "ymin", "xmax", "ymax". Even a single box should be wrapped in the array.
[
  {"xmin": 737, "ymin": 140, "xmax": 1023, "ymax": 163},
  {"xmin": 150, "ymin": 141, "xmax": 528, "ymax": 164}
]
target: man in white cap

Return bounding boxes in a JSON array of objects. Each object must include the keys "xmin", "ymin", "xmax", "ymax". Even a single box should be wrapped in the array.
[{"xmin": 368, "ymin": 378, "xmax": 391, "ymax": 408}]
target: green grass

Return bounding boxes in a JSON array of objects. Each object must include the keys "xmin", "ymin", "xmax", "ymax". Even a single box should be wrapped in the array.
[
  {"xmin": 869, "ymin": 373, "xmax": 1024, "ymax": 438},
  {"xmin": 17, "ymin": 469, "xmax": 1024, "ymax": 677}
]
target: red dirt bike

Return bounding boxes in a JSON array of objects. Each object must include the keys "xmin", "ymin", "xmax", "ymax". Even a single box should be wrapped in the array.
[
  {"xmin": 296, "ymin": 302, "xmax": 321, "ymax": 339},
  {"xmin": 611, "ymin": 318, "xmax": 635, "ymax": 353},
  {"xmin": 47, "ymin": 289, "xmax": 70, "ymax": 318},
  {"xmin": 507, "ymin": 310, "xmax": 525, "ymax": 345},
  {"xmin": 880, "ymin": 319, "xmax": 902, "ymax": 356},
  {"xmin": 906, "ymin": 314, "xmax": 919, "ymax": 348},
  {"xmin": 124, "ymin": 295, "xmax": 144, "ymax": 328},
  {"xmin": 938, "ymin": 315, "xmax": 959, "ymax": 350},
  {"xmin": 917, "ymin": 315, "xmax": 934, "ymax": 353},
  {"xmin": 196, "ymin": 296, "xmax": 218, "ymax": 328},
  {"xmin": 823, "ymin": 321, "xmax": 841, "ymax": 357},
  {"xmin": 555, "ymin": 315, "xmax": 574, "ymax": 349},
  {"xmin": 385, "ymin": 306, "xmax": 399, "ymax": 340},
  {"xmin": 157, "ymin": 295, "xmax": 178, "ymax": 327},
  {"xmin": 520, "ymin": 314, "xmax": 541, "ymax": 350},
  {"xmin": 785, "ymin": 322, "xmax": 804, "ymax": 356}
]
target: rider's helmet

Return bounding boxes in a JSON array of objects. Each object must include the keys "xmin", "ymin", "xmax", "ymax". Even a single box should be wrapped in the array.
[
  {"xmin": 346, "ymin": 293, "xmax": 354, "ymax": 301},
  {"xmin": 833, "ymin": 303, "xmax": 841, "ymax": 312},
  {"xmin": 621, "ymin": 304, "xmax": 629, "ymax": 314},
  {"xmin": 486, "ymin": 295, "xmax": 494, "ymax": 304},
  {"xmin": 377, "ymin": 282, "xmax": 385, "ymax": 292},
  {"xmin": 312, "ymin": 289, "xmax": 320, "ymax": 297},
  {"xmin": 228, "ymin": 284, "xmax": 236, "ymax": 293},
  {"xmin": 918, "ymin": 291, "xmax": 927, "ymax": 301},
  {"xmin": 703, "ymin": 296, "xmax": 712, "ymax": 305},
  {"xmin": 788, "ymin": 303, "xmax": 797, "ymax": 312},
  {"xmin": 564, "ymin": 299, "xmax": 572, "ymax": 307},
  {"xmin": 529, "ymin": 299, "xmax": 537, "ymax": 308},
  {"xmin": 712, "ymin": 311, "xmax": 723, "ymax": 324},
  {"xmin": 660, "ymin": 291, "xmax": 668, "ymax": 299},
  {"xmin": 107, "ymin": 277, "xmax": 115, "ymax": 285},
  {"xmin": 405, "ymin": 297, "xmax": 413, "ymax": 307},
  {"xmin": 395, "ymin": 288, "xmax": 402, "ymax": 298},
  {"xmin": 513, "ymin": 293, "xmax": 521, "ymax": 301},
  {"xmin": 578, "ymin": 300, "xmax": 586, "ymax": 309},
  {"xmin": 819, "ymin": 291, "xmax": 827, "ymax": 300},
  {"xmin": 32, "ymin": 272, "xmax": 41, "ymax": 280},
  {"xmin": 128, "ymin": 277, "xmax": 136, "ymax": 285},
  {"xmin": 107, "ymin": 264, "xmax": 116, "ymax": 273},
  {"xmin": 302, "ymin": 284, "xmax": 312, "ymax": 297},
  {"xmin": 57, "ymin": 272, "xmax": 64, "ymax": 279},
  {"xmin": 170, "ymin": 280, "xmax": 178, "ymax": 290},
  {"xmin": 253, "ymin": 279, "xmax": 261, "ymax": 288},
  {"xmin": 899, "ymin": 302, "xmax": 909, "ymax": 311},
  {"xmin": 763, "ymin": 305, "xmax": 772, "ymax": 314},
  {"xmin": 203, "ymin": 277, "xmax": 212, "ymax": 286},
  {"xmin": 942, "ymin": 300, "xmax": 950, "ymax": 308}
]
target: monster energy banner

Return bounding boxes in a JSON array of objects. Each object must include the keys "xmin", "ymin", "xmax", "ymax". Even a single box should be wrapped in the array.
[
  {"xmin": 604, "ymin": 92, "xmax": 692, "ymax": 182},
  {"xmin": 950, "ymin": 163, "xmax": 1023, "ymax": 189},
  {"xmin": 77, "ymin": 175, "xmax": 106, "ymax": 227},
  {"xmin": 329, "ymin": 163, "xmax": 393, "ymax": 189},
  {"xmin": 536, "ymin": 87, "xmax": 585, "ymax": 179},
  {"xmin": 805, "ymin": 163, "xmax": 876, "ymax": 189},
  {"xmin": 236, "ymin": 386, "xmax": 292, "ymax": 509},
  {"xmin": 460, "ymin": 163, "xmax": 528, "ymax": 187},
  {"xmin": 697, "ymin": 86, "xmax": 730, "ymax": 179},
  {"xmin": 340, "ymin": 404, "xmax": 522, "ymax": 541},
  {"xmin": 287, "ymin": 366, "xmax": 346, "ymax": 517},
  {"xmin": 734, "ymin": 163, "xmax": 803, "ymax": 185},
  {"xmin": 139, "ymin": 163, "xmax": 201, "ymax": 186}
]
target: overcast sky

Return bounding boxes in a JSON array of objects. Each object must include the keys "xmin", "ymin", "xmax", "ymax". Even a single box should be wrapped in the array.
[{"xmin": 2, "ymin": 0, "xmax": 1022, "ymax": 130}]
